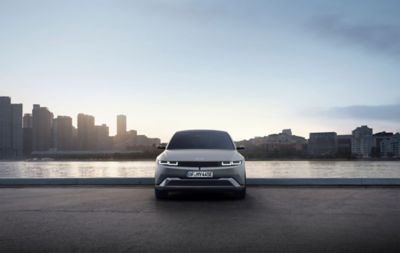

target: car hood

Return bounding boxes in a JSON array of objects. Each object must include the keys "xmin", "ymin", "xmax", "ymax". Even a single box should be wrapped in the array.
[{"xmin": 158, "ymin": 149, "xmax": 243, "ymax": 161}]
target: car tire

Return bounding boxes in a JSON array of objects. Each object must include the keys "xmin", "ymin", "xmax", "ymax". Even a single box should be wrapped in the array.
[
  {"xmin": 155, "ymin": 189, "xmax": 168, "ymax": 200},
  {"xmin": 235, "ymin": 188, "xmax": 246, "ymax": 199}
]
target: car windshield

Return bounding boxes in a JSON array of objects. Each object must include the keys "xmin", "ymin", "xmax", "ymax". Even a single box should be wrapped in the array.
[{"xmin": 167, "ymin": 131, "xmax": 235, "ymax": 150}]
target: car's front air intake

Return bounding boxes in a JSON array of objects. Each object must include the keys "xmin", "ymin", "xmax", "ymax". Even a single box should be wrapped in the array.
[
  {"xmin": 167, "ymin": 179, "xmax": 233, "ymax": 187},
  {"xmin": 177, "ymin": 161, "xmax": 222, "ymax": 167}
]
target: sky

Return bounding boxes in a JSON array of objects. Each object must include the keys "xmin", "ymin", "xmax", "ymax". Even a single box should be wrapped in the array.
[{"xmin": 1, "ymin": 0, "xmax": 399, "ymax": 142}]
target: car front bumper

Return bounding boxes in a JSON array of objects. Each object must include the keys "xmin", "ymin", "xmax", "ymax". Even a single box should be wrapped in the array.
[
  {"xmin": 155, "ymin": 164, "xmax": 246, "ymax": 191},
  {"xmin": 155, "ymin": 177, "xmax": 245, "ymax": 191}
]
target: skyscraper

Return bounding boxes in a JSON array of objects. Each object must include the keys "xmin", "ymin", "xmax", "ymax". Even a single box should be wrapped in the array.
[
  {"xmin": 95, "ymin": 124, "xmax": 111, "ymax": 150},
  {"xmin": 23, "ymin": 113, "xmax": 33, "ymax": 157},
  {"xmin": 11, "ymin": 103, "xmax": 23, "ymax": 157},
  {"xmin": 53, "ymin": 116, "xmax": 73, "ymax": 151},
  {"xmin": 352, "ymin": 125, "xmax": 373, "ymax": 158},
  {"xmin": 117, "ymin": 115, "xmax": 127, "ymax": 137},
  {"xmin": 77, "ymin": 113, "xmax": 96, "ymax": 150},
  {"xmin": 0, "ymin": 97, "xmax": 23, "ymax": 159},
  {"xmin": 32, "ymin": 105, "xmax": 53, "ymax": 152},
  {"xmin": 23, "ymin": 113, "xmax": 32, "ymax": 128}
]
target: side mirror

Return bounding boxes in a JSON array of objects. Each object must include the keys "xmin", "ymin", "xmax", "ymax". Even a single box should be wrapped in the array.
[
  {"xmin": 157, "ymin": 144, "xmax": 167, "ymax": 150},
  {"xmin": 236, "ymin": 146, "xmax": 245, "ymax": 150}
]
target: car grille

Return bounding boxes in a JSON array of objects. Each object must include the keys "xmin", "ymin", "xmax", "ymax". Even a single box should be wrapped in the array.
[
  {"xmin": 167, "ymin": 179, "xmax": 233, "ymax": 187},
  {"xmin": 177, "ymin": 161, "xmax": 222, "ymax": 167}
]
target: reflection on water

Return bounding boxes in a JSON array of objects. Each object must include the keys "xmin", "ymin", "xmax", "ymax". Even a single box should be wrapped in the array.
[{"xmin": 0, "ymin": 161, "xmax": 399, "ymax": 178}]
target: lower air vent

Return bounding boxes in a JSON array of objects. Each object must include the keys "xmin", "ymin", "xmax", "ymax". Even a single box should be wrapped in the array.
[
  {"xmin": 167, "ymin": 179, "xmax": 233, "ymax": 187},
  {"xmin": 178, "ymin": 161, "xmax": 221, "ymax": 167}
]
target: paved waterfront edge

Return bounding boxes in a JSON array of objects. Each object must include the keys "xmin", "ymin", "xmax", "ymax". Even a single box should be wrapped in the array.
[{"xmin": 1, "ymin": 178, "xmax": 400, "ymax": 186}]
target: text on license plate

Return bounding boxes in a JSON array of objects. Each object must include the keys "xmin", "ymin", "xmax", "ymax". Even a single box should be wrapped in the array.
[{"xmin": 187, "ymin": 171, "xmax": 213, "ymax": 178}]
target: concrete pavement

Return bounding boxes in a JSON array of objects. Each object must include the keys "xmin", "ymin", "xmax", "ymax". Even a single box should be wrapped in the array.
[{"xmin": 0, "ymin": 186, "xmax": 399, "ymax": 253}]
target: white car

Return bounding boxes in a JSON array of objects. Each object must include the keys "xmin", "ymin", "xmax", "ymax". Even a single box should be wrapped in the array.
[{"xmin": 155, "ymin": 130, "xmax": 246, "ymax": 199}]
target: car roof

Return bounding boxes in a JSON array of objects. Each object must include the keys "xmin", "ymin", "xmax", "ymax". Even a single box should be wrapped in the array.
[{"xmin": 174, "ymin": 129, "xmax": 229, "ymax": 135}]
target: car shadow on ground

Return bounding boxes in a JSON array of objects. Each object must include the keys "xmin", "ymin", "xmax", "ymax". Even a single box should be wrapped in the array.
[{"xmin": 159, "ymin": 191, "xmax": 246, "ymax": 201}]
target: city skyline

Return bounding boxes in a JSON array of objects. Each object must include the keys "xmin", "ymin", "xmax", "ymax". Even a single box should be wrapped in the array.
[
  {"xmin": 0, "ymin": 94, "xmax": 400, "ymax": 143},
  {"xmin": 3, "ymin": 95, "xmax": 400, "ymax": 142},
  {"xmin": 3, "ymin": 95, "xmax": 400, "ymax": 143},
  {"xmin": 1, "ymin": 95, "xmax": 399, "ymax": 159},
  {"xmin": 1, "ymin": 1, "xmax": 400, "ymax": 141}
]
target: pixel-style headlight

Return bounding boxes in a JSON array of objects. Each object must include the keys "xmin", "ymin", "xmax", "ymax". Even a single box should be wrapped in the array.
[
  {"xmin": 158, "ymin": 160, "xmax": 179, "ymax": 166},
  {"xmin": 221, "ymin": 161, "xmax": 242, "ymax": 166}
]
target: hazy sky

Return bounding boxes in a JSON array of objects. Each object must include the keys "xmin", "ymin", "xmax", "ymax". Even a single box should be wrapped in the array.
[{"xmin": 1, "ymin": 0, "xmax": 400, "ymax": 141}]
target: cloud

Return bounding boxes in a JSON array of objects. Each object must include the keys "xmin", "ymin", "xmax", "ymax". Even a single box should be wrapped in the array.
[
  {"xmin": 325, "ymin": 104, "xmax": 400, "ymax": 121},
  {"xmin": 309, "ymin": 15, "xmax": 400, "ymax": 57}
]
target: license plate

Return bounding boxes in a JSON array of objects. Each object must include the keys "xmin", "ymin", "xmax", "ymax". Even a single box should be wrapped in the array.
[{"xmin": 187, "ymin": 171, "xmax": 213, "ymax": 178}]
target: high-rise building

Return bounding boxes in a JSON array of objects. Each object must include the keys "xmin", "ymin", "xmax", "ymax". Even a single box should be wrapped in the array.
[
  {"xmin": 380, "ymin": 133, "xmax": 400, "ymax": 158},
  {"xmin": 22, "ymin": 114, "xmax": 33, "ymax": 157},
  {"xmin": 23, "ymin": 113, "xmax": 32, "ymax": 128},
  {"xmin": 95, "ymin": 124, "xmax": 111, "ymax": 150},
  {"xmin": 117, "ymin": 115, "xmax": 127, "ymax": 136},
  {"xmin": 371, "ymin": 132, "xmax": 393, "ymax": 158},
  {"xmin": 351, "ymin": 125, "xmax": 373, "ymax": 158},
  {"xmin": 308, "ymin": 132, "xmax": 337, "ymax": 157},
  {"xmin": 11, "ymin": 103, "xmax": 23, "ymax": 157},
  {"xmin": 0, "ymin": 97, "xmax": 23, "ymax": 159},
  {"xmin": 71, "ymin": 126, "xmax": 78, "ymax": 150},
  {"xmin": 77, "ymin": 113, "xmax": 96, "ymax": 150},
  {"xmin": 32, "ymin": 105, "xmax": 53, "ymax": 152},
  {"xmin": 337, "ymin": 135, "xmax": 352, "ymax": 158},
  {"xmin": 53, "ymin": 116, "xmax": 73, "ymax": 151}
]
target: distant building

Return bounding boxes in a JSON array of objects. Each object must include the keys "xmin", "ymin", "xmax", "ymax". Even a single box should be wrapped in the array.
[
  {"xmin": 0, "ymin": 97, "xmax": 23, "ymax": 159},
  {"xmin": 264, "ymin": 129, "xmax": 306, "ymax": 156},
  {"xmin": 22, "ymin": 114, "xmax": 33, "ymax": 157},
  {"xmin": 380, "ymin": 133, "xmax": 400, "ymax": 158},
  {"xmin": 121, "ymin": 130, "xmax": 138, "ymax": 149},
  {"xmin": 77, "ymin": 114, "xmax": 96, "ymax": 150},
  {"xmin": 235, "ymin": 129, "xmax": 306, "ymax": 158},
  {"xmin": 371, "ymin": 132, "xmax": 393, "ymax": 158},
  {"xmin": 53, "ymin": 116, "xmax": 73, "ymax": 151},
  {"xmin": 11, "ymin": 103, "xmax": 23, "ymax": 158},
  {"xmin": 95, "ymin": 124, "xmax": 111, "ymax": 150},
  {"xmin": 113, "ymin": 115, "xmax": 128, "ymax": 150},
  {"xmin": 32, "ymin": 105, "xmax": 53, "ymax": 152},
  {"xmin": 127, "ymin": 130, "xmax": 138, "ymax": 138},
  {"xmin": 71, "ymin": 126, "xmax": 78, "ymax": 150},
  {"xmin": 23, "ymin": 113, "xmax": 32, "ymax": 128},
  {"xmin": 352, "ymin": 125, "xmax": 373, "ymax": 158},
  {"xmin": 337, "ymin": 135, "xmax": 352, "ymax": 158},
  {"xmin": 117, "ymin": 115, "xmax": 127, "ymax": 137},
  {"xmin": 308, "ymin": 132, "xmax": 337, "ymax": 158},
  {"xmin": 133, "ymin": 135, "xmax": 161, "ymax": 148},
  {"xmin": 281, "ymin": 129, "xmax": 292, "ymax": 136}
]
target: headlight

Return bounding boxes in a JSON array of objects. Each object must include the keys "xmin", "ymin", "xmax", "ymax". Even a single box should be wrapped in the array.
[
  {"xmin": 221, "ymin": 161, "xmax": 242, "ymax": 166},
  {"xmin": 158, "ymin": 160, "xmax": 179, "ymax": 166}
]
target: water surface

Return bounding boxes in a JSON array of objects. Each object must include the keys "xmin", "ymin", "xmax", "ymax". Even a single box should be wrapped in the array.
[{"xmin": 1, "ymin": 161, "xmax": 399, "ymax": 178}]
